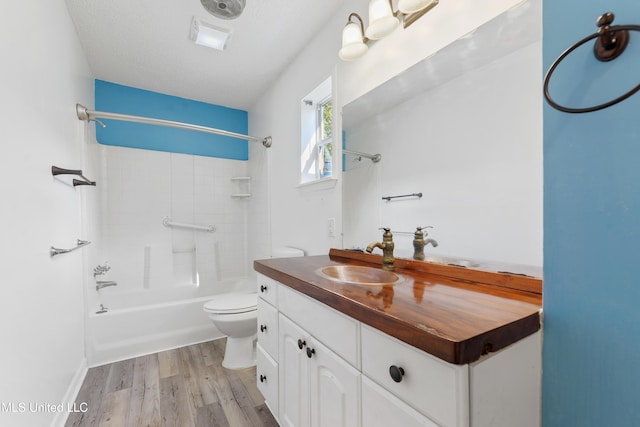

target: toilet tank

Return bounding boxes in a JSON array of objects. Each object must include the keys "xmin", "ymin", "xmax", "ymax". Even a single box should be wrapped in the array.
[{"xmin": 272, "ymin": 247, "xmax": 304, "ymax": 258}]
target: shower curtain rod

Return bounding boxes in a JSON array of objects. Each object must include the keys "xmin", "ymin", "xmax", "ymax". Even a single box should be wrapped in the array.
[
  {"xmin": 75, "ymin": 104, "xmax": 272, "ymax": 148},
  {"xmin": 343, "ymin": 149, "xmax": 381, "ymax": 163}
]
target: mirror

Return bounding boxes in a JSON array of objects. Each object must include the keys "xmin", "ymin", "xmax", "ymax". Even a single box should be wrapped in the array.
[{"xmin": 341, "ymin": 0, "xmax": 542, "ymax": 273}]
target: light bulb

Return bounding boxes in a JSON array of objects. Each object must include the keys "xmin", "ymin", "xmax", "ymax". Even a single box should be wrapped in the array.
[
  {"xmin": 365, "ymin": 0, "xmax": 399, "ymax": 40},
  {"xmin": 339, "ymin": 21, "xmax": 368, "ymax": 61}
]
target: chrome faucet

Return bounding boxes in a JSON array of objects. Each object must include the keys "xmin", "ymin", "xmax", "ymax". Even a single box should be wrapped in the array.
[
  {"xmin": 93, "ymin": 264, "xmax": 111, "ymax": 278},
  {"xmin": 96, "ymin": 281, "xmax": 118, "ymax": 291},
  {"xmin": 413, "ymin": 226, "xmax": 438, "ymax": 261},
  {"xmin": 366, "ymin": 228, "xmax": 395, "ymax": 271}
]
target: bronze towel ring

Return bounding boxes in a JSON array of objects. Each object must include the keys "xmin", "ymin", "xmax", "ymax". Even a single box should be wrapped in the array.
[{"xmin": 544, "ymin": 12, "xmax": 640, "ymax": 113}]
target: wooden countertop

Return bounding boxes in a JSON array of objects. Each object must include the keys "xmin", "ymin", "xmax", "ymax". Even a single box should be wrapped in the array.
[{"xmin": 254, "ymin": 249, "xmax": 542, "ymax": 365}]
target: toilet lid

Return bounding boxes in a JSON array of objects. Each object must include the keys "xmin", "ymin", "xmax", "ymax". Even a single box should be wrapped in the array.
[{"xmin": 204, "ymin": 292, "xmax": 257, "ymax": 314}]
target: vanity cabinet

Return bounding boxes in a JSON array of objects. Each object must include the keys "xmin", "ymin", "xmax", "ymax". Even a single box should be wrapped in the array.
[{"xmin": 255, "ymin": 261, "xmax": 542, "ymax": 427}]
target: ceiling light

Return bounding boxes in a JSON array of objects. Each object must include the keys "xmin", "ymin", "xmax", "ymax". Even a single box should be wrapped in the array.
[
  {"xmin": 339, "ymin": 13, "xmax": 369, "ymax": 61},
  {"xmin": 190, "ymin": 17, "xmax": 231, "ymax": 51},
  {"xmin": 365, "ymin": 0, "xmax": 399, "ymax": 40},
  {"xmin": 338, "ymin": 0, "xmax": 439, "ymax": 61}
]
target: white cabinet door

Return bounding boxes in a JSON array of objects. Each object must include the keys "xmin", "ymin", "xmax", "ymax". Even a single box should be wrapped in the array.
[
  {"xmin": 362, "ymin": 376, "xmax": 440, "ymax": 427},
  {"xmin": 279, "ymin": 313, "xmax": 361, "ymax": 427},
  {"xmin": 279, "ymin": 314, "xmax": 310, "ymax": 427},
  {"xmin": 308, "ymin": 337, "xmax": 360, "ymax": 427}
]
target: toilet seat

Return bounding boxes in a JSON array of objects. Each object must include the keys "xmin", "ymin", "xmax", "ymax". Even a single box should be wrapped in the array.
[{"xmin": 204, "ymin": 292, "xmax": 257, "ymax": 314}]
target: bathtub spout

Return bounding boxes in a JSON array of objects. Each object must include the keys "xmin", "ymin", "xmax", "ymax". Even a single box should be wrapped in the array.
[{"xmin": 96, "ymin": 281, "xmax": 118, "ymax": 291}]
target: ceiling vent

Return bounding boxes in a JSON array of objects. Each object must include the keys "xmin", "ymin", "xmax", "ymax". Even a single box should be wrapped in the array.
[{"xmin": 200, "ymin": 0, "xmax": 246, "ymax": 20}]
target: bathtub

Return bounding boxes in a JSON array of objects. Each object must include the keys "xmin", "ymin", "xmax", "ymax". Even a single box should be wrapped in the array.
[{"xmin": 86, "ymin": 278, "xmax": 255, "ymax": 366}]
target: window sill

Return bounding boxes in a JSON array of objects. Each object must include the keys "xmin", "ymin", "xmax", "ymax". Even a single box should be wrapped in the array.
[{"xmin": 297, "ymin": 177, "xmax": 338, "ymax": 191}]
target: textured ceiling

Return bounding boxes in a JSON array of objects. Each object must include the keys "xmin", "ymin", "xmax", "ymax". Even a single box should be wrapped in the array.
[{"xmin": 65, "ymin": 0, "xmax": 346, "ymax": 110}]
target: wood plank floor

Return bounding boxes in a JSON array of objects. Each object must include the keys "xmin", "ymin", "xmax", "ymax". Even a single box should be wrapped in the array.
[{"xmin": 65, "ymin": 339, "xmax": 279, "ymax": 427}]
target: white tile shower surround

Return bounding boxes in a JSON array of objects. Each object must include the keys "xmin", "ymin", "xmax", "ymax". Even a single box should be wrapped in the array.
[{"xmin": 101, "ymin": 145, "xmax": 250, "ymax": 295}]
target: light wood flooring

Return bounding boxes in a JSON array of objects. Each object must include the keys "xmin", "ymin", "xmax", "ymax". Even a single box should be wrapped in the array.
[{"xmin": 65, "ymin": 339, "xmax": 278, "ymax": 427}]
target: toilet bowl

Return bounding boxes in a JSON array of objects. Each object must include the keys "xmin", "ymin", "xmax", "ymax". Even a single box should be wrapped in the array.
[{"xmin": 203, "ymin": 292, "xmax": 257, "ymax": 369}]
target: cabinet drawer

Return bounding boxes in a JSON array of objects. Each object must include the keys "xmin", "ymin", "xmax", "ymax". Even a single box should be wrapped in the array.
[
  {"xmin": 257, "ymin": 298, "xmax": 279, "ymax": 360},
  {"xmin": 361, "ymin": 325, "xmax": 469, "ymax": 427},
  {"xmin": 362, "ymin": 376, "xmax": 440, "ymax": 427},
  {"xmin": 278, "ymin": 285, "xmax": 360, "ymax": 368},
  {"xmin": 257, "ymin": 344, "xmax": 279, "ymax": 419},
  {"xmin": 257, "ymin": 273, "xmax": 278, "ymax": 306}
]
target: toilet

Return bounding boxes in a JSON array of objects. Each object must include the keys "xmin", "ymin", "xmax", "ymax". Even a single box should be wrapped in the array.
[
  {"xmin": 203, "ymin": 246, "xmax": 304, "ymax": 369},
  {"xmin": 204, "ymin": 292, "xmax": 258, "ymax": 369}
]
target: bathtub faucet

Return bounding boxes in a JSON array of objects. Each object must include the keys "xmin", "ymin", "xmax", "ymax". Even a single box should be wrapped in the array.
[
  {"xmin": 96, "ymin": 281, "xmax": 118, "ymax": 291},
  {"xmin": 93, "ymin": 264, "xmax": 111, "ymax": 278}
]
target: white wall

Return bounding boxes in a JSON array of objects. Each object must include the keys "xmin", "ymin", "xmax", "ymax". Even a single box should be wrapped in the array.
[
  {"xmin": 248, "ymin": 0, "xmax": 539, "ymax": 262},
  {"xmin": 0, "ymin": 2, "xmax": 95, "ymax": 426},
  {"xmin": 248, "ymin": 6, "xmax": 347, "ymax": 256},
  {"xmin": 246, "ymin": 141, "xmax": 271, "ymax": 266}
]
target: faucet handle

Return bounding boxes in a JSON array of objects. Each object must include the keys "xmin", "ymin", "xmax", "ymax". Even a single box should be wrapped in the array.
[
  {"xmin": 380, "ymin": 227, "xmax": 393, "ymax": 238},
  {"xmin": 416, "ymin": 226, "xmax": 434, "ymax": 236},
  {"xmin": 93, "ymin": 264, "xmax": 111, "ymax": 277}
]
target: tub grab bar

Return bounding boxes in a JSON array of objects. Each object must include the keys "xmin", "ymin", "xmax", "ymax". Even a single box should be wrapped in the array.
[
  {"xmin": 50, "ymin": 239, "xmax": 91, "ymax": 257},
  {"xmin": 163, "ymin": 217, "xmax": 216, "ymax": 233}
]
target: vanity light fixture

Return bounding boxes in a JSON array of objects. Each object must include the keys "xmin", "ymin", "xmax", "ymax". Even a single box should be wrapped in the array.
[{"xmin": 339, "ymin": 0, "xmax": 439, "ymax": 61}]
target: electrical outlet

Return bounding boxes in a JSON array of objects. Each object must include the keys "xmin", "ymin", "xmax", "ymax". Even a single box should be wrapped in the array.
[{"xmin": 328, "ymin": 218, "xmax": 336, "ymax": 237}]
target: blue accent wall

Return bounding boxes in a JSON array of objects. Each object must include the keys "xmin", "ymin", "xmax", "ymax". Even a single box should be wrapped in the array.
[
  {"xmin": 95, "ymin": 80, "xmax": 248, "ymax": 160},
  {"xmin": 543, "ymin": 2, "xmax": 640, "ymax": 426}
]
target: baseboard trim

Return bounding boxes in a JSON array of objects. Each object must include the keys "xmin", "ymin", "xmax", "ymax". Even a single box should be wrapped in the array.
[{"xmin": 50, "ymin": 357, "xmax": 88, "ymax": 427}]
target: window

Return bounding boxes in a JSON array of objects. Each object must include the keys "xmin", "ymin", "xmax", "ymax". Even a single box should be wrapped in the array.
[
  {"xmin": 301, "ymin": 77, "xmax": 333, "ymax": 184},
  {"xmin": 318, "ymin": 96, "xmax": 333, "ymax": 176}
]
